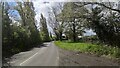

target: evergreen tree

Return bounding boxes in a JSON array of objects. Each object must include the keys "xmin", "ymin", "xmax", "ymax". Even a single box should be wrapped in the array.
[
  {"xmin": 40, "ymin": 14, "xmax": 50, "ymax": 42},
  {"xmin": 2, "ymin": 2, "xmax": 13, "ymax": 57}
]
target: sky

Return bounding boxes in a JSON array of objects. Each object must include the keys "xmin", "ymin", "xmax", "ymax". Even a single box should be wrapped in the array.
[
  {"xmin": 7, "ymin": 0, "xmax": 112, "ymax": 36},
  {"xmin": 32, "ymin": 1, "xmax": 97, "ymax": 36},
  {"xmin": 7, "ymin": 1, "xmax": 58, "ymax": 34},
  {"xmin": 32, "ymin": 1, "xmax": 57, "ymax": 33},
  {"xmin": 33, "ymin": 1, "xmax": 53, "ymax": 23}
]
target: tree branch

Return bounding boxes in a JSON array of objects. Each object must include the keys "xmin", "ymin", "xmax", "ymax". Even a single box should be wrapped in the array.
[{"xmin": 75, "ymin": 2, "xmax": 120, "ymax": 13}]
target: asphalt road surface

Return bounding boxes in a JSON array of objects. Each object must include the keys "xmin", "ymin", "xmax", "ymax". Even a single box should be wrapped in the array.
[
  {"xmin": 9, "ymin": 42, "xmax": 59, "ymax": 66},
  {"xmin": 8, "ymin": 42, "xmax": 119, "ymax": 66}
]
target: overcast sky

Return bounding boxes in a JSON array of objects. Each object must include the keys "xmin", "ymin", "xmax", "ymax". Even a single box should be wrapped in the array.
[
  {"xmin": 32, "ymin": 1, "xmax": 57, "ymax": 33},
  {"xmin": 7, "ymin": 0, "xmax": 102, "ymax": 36}
]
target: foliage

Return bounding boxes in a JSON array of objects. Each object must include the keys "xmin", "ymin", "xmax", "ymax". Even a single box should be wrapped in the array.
[
  {"xmin": 48, "ymin": 3, "xmax": 65, "ymax": 41},
  {"xmin": 85, "ymin": 5, "xmax": 120, "ymax": 47},
  {"xmin": 56, "ymin": 2, "xmax": 120, "ymax": 47},
  {"xmin": 82, "ymin": 35, "xmax": 99, "ymax": 43},
  {"xmin": 57, "ymin": 2, "xmax": 87, "ymax": 42},
  {"xmin": 55, "ymin": 41, "xmax": 120, "ymax": 58},
  {"xmin": 54, "ymin": 2, "xmax": 120, "ymax": 47},
  {"xmin": 2, "ymin": 2, "xmax": 42, "ymax": 59},
  {"xmin": 40, "ymin": 14, "xmax": 50, "ymax": 42},
  {"xmin": 2, "ymin": 2, "xmax": 13, "ymax": 57}
]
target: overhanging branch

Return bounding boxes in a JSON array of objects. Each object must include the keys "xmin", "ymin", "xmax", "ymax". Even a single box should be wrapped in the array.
[{"xmin": 75, "ymin": 2, "xmax": 120, "ymax": 13}]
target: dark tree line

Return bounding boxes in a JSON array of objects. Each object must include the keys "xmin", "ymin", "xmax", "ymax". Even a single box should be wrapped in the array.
[{"xmin": 2, "ymin": 1, "xmax": 50, "ymax": 62}]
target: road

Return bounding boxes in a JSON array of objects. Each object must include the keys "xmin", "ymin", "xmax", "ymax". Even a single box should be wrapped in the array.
[
  {"xmin": 8, "ymin": 42, "xmax": 119, "ymax": 66},
  {"xmin": 9, "ymin": 42, "xmax": 59, "ymax": 66}
]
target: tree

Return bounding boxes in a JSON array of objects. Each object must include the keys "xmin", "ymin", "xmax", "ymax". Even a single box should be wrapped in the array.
[
  {"xmin": 16, "ymin": 2, "xmax": 41, "ymax": 45},
  {"xmin": 68, "ymin": 2, "xmax": 120, "ymax": 47},
  {"xmin": 48, "ymin": 3, "xmax": 65, "ymax": 41},
  {"xmin": 40, "ymin": 14, "xmax": 50, "ymax": 42},
  {"xmin": 59, "ymin": 2, "xmax": 87, "ymax": 42},
  {"xmin": 84, "ymin": 3, "xmax": 120, "ymax": 47},
  {"xmin": 2, "ymin": 1, "xmax": 42, "ymax": 60},
  {"xmin": 2, "ymin": 2, "xmax": 13, "ymax": 57},
  {"xmin": 75, "ymin": 2, "xmax": 120, "ymax": 13}
]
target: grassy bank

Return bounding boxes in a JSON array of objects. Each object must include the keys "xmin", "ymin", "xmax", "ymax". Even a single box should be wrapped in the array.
[{"xmin": 54, "ymin": 41, "xmax": 120, "ymax": 59}]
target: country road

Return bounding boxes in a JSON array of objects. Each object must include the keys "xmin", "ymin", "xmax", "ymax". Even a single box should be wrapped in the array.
[
  {"xmin": 7, "ymin": 42, "xmax": 119, "ymax": 66},
  {"xmin": 9, "ymin": 42, "xmax": 59, "ymax": 66}
]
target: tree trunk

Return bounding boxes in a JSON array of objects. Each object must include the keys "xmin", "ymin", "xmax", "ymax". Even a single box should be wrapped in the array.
[
  {"xmin": 59, "ymin": 31, "xmax": 62, "ymax": 41},
  {"xmin": 73, "ymin": 22, "xmax": 76, "ymax": 42},
  {"xmin": 55, "ymin": 31, "xmax": 59, "ymax": 40}
]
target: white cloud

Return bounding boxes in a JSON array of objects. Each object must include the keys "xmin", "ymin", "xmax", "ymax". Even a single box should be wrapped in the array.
[
  {"xmin": 84, "ymin": 29, "xmax": 96, "ymax": 36},
  {"xmin": 33, "ymin": 0, "xmax": 52, "ymax": 21},
  {"xmin": 33, "ymin": 0, "xmax": 57, "ymax": 33}
]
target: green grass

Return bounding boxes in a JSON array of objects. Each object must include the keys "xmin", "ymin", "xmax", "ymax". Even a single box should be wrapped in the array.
[{"xmin": 54, "ymin": 41, "xmax": 120, "ymax": 58}]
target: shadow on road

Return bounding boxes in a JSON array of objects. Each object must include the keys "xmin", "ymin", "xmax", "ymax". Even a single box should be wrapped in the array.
[
  {"xmin": 36, "ymin": 43, "xmax": 48, "ymax": 48},
  {"xmin": 3, "ymin": 42, "xmax": 51, "ymax": 67}
]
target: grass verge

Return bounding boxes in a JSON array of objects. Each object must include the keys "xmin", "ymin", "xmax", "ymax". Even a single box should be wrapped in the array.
[{"xmin": 54, "ymin": 41, "xmax": 120, "ymax": 59}]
